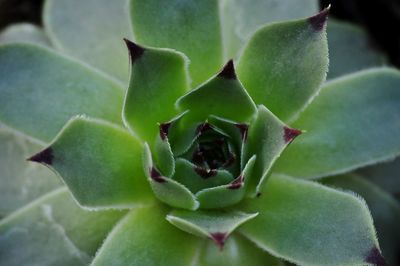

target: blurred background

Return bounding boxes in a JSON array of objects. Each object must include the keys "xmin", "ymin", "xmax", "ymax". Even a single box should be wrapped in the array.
[{"xmin": 0, "ymin": 0, "xmax": 400, "ymax": 67}]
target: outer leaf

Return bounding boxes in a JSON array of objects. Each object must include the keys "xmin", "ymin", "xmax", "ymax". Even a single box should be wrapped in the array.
[
  {"xmin": 91, "ymin": 204, "xmax": 201, "ymax": 266},
  {"xmin": 323, "ymin": 174, "xmax": 400, "ymax": 266},
  {"xmin": 0, "ymin": 23, "xmax": 51, "ymax": 47},
  {"xmin": 243, "ymin": 106, "xmax": 301, "ymax": 196},
  {"xmin": 176, "ymin": 60, "xmax": 257, "ymax": 123},
  {"xmin": 358, "ymin": 158, "xmax": 400, "ymax": 198},
  {"xmin": 167, "ymin": 210, "xmax": 257, "ymax": 249},
  {"xmin": 29, "ymin": 117, "xmax": 152, "ymax": 209},
  {"xmin": 220, "ymin": 0, "xmax": 318, "ymax": 59},
  {"xmin": 44, "ymin": 0, "xmax": 132, "ymax": 82},
  {"xmin": 237, "ymin": 8, "xmax": 329, "ymax": 122},
  {"xmin": 197, "ymin": 234, "xmax": 284, "ymax": 266},
  {"xmin": 0, "ymin": 44, "xmax": 124, "ymax": 143},
  {"xmin": 0, "ymin": 188, "xmax": 126, "ymax": 266},
  {"xmin": 143, "ymin": 143, "xmax": 199, "ymax": 210},
  {"xmin": 0, "ymin": 127, "xmax": 61, "ymax": 217},
  {"xmin": 239, "ymin": 174, "xmax": 383, "ymax": 266},
  {"xmin": 196, "ymin": 156, "xmax": 256, "ymax": 209},
  {"xmin": 130, "ymin": 0, "xmax": 223, "ymax": 86},
  {"xmin": 123, "ymin": 40, "xmax": 189, "ymax": 142},
  {"xmin": 327, "ymin": 19, "xmax": 387, "ymax": 79},
  {"xmin": 274, "ymin": 68, "xmax": 400, "ymax": 179}
]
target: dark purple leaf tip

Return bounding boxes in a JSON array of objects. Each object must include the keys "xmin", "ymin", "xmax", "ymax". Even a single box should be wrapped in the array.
[
  {"xmin": 308, "ymin": 5, "xmax": 330, "ymax": 31},
  {"xmin": 235, "ymin": 123, "xmax": 249, "ymax": 141},
  {"xmin": 27, "ymin": 147, "xmax": 53, "ymax": 165},
  {"xmin": 124, "ymin": 38, "xmax": 145, "ymax": 63},
  {"xmin": 196, "ymin": 122, "xmax": 212, "ymax": 135},
  {"xmin": 210, "ymin": 232, "xmax": 227, "ymax": 250},
  {"xmin": 256, "ymin": 192, "xmax": 262, "ymax": 197},
  {"xmin": 218, "ymin": 60, "xmax": 236, "ymax": 80},
  {"xmin": 194, "ymin": 167, "xmax": 217, "ymax": 179},
  {"xmin": 159, "ymin": 122, "xmax": 171, "ymax": 141},
  {"xmin": 284, "ymin": 126, "xmax": 302, "ymax": 143},
  {"xmin": 150, "ymin": 167, "xmax": 167, "ymax": 183},
  {"xmin": 228, "ymin": 174, "xmax": 244, "ymax": 189},
  {"xmin": 365, "ymin": 247, "xmax": 387, "ymax": 266}
]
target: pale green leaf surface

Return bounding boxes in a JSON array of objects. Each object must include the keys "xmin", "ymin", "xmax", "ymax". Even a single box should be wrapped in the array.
[
  {"xmin": 323, "ymin": 174, "xmax": 400, "ymax": 266},
  {"xmin": 0, "ymin": 44, "xmax": 124, "ymax": 143},
  {"xmin": 173, "ymin": 158, "xmax": 233, "ymax": 193},
  {"xmin": 0, "ymin": 127, "xmax": 61, "ymax": 217},
  {"xmin": 176, "ymin": 61, "xmax": 257, "ymax": 123},
  {"xmin": 44, "ymin": 0, "xmax": 132, "ymax": 82},
  {"xmin": 37, "ymin": 117, "xmax": 152, "ymax": 209},
  {"xmin": 221, "ymin": 0, "xmax": 318, "ymax": 59},
  {"xmin": 239, "ymin": 174, "xmax": 380, "ymax": 266},
  {"xmin": 197, "ymin": 234, "xmax": 284, "ymax": 266},
  {"xmin": 274, "ymin": 68, "xmax": 400, "ymax": 179},
  {"xmin": 196, "ymin": 156, "xmax": 256, "ymax": 209},
  {"xmin": 154, "ymin": 132, "xmax": 175, "ymax": 177},
  {"xmin": 243, "ymin": 106, "xmax": 298, "ymax": 196},
  {"xmin": 327, "ymin": 19, "xmax": 387, "ymax": 79},
  {"xmin": 130, "ymin": 0, "xmax": 223, "ymax": 86},
  {"xmin": 143, "ymin": 143, "xmax": 199, "ymax": 210},
  {"xmin": 357, "ymin": 157, "xmax": 400, "ymax": 198},
  {"xmin": 0, "ymin": 23, "xmax": 51, "ymax": 47},
  {"xmin": 92, "ymin": 204, "xmax": 201, "ymax": 266},
  {"xmin": 123, "ymin": 44, "xmax": 189, "ymax": 142},
  {"xmin": 167, "ymin": 209, "xmax": 257, "ymax": 245},
  {"xmin": 237, "ymin": 12, "xmax": 329, "ymax": 122},
  {"xmin": 0, "ymin": 188, "xmax": 126, "ymax": 266}
]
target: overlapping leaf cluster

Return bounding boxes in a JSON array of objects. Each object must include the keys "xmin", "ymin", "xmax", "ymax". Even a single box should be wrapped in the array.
[{"xmin": 0, "ymin": 1, "xmax": 399, "ymax": 266}]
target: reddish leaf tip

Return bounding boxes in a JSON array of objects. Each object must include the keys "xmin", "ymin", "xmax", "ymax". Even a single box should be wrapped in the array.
[
  {"xmin": 194, "ymin": 167, "xmax": 217, "ymax": 179},
  {"xmin": 218, "ymin": 59, "xmax": 237, "ymax": 80},
  {"xmin": 365, "ymin": 247, "xmax": 387, "ymax": 266},
  {"xmin": 123, "ymin": 38, "xmax": 145, "ymax": 63},
  {"xmin": 150, "ymin": 167, "xmax": 167, "ymax": 183},
  {"xmin": 228, "ymin": 174, "xmax": 244, "ymax": 189},
  {"xmin": 309, "ymin": 5, "xmax": 330, "ymax": 31},
  {"xmin": 235, "ymin": 123, "xmax": 249, "ymax": 141},
  {"xmin": 159, "ymin": 122, "xmax": 171, "ymax": 141},
  {"xmin": 196, "ymin": 122, "xmax": 213, "ymax": 135},
  {"xmin": 210, "ymin": 232, "xmax": 227, "ymax": 250},
  {"xmin": 284, "ymin": 126, "xmax": 303, "ymax": 143},
  {"xmin": 27, "ymin": 147, "xmax": 53, "ymax": 165}
]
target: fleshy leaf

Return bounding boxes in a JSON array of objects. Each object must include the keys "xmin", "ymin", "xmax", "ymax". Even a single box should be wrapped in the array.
[
  {"xmin": 323, "ymin": 174, "xmax": 400, "ymax": 266},
  {"xmin": 0, "ymin": 126, "xmax": 61, "ymax": 217},
  {"xmin": 29, "ymin": 117, "xmax": 152, "ymax": 209},
  {"xmin": 166, "ymin": 209, "xmax": 257, "ymax": 249},
  {"xmin": 0, "ymin": 23, "xmax": 51, "ymax": 47},
  {"xmin": 358, "ymin": 158, "xmax": 400, "ymax": 198},
  {"xmin": 239, "ymin": 174, "xmax": 382, "ymax": 266},
  {"xmin": 92, "ymin": 204, "xmax": 201, "ymax": 266},
  {"xmin": 197, "ymin": 234, "xmax": 284, "ymax": 266},
  {"xmin": 44, "ymin": 0, "xmax": 132, "ymax": 82},
  {"xmin": 237, "ymin": 7, "xmax": 329, "ymax": 122},
  {"xmin": 196, "ymin": 156, "xmax": 256, "ymax": 209},
  {"xmin": 274, "ymin": 68, "xmax": 400, "ymax": 179},
  {"xmin": 173, "ymin": 158, "xmax": 233, "ymax": 193},
  {"xmin": 153, "ymin": 125, "xmax": 175, "ymax": 177},
  {"xmin": 0, "ymin": 188, "xmax": 126, "ymax": 266},
  {"xmin": 176, "ymin": 60, "xmax": 257, "ymax": 123},
  {"xmin": 220, "ymin": 0, "xmax": 318, "ymax": 59},
  {"xmin": 123, "ymin": 40, "xmax": 190, "ymax": 142},
  {"xmin": 243, "ymin": 106, "xmax": 301, "ymax": 196},
  {"xmin": 327, "ymin": 19, "xmax": 387, "ymax": 79},
  {"xmin": 0, "ymin": 44, "xmax": 124, "ymax": 143},
  {"xmin": 130, "ymin": 0, "xmax": 223, "ymax": 86},
  {"xmin": 143, "ymin": 143, "xmax": 199, "ymax": 210}
]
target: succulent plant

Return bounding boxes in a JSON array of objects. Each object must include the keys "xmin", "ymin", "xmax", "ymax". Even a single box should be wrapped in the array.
[{"xmin": 1, "ymin": 1, "xmax": 400, "ymax": 266}]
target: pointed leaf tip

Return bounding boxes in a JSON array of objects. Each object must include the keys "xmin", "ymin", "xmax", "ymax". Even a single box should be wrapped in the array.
[
  {"xmin": 235, "ymin": 123, "xmax": 249, "ymax": 141},
  {"xmin": 150, "ymin": 167, "xmax": 167, "ymax": 183},
  {"xmin": 210, "ymin": 232, "xmax": 227, "ymax": 250},
  {"xmin": 159, "ymin": 122, "xmax": 171, "ymax": 141},
  {"xmin": 27, "ymin": 147, "xmax": 53, "ymax": 165},
  {"xmin": 365, "ymin": 247, "xmax": 387, "ymax": 266},
  {"xmin": 194, "ymin": 167, "xmax": 217, "ymax": 179},
  {"xmin": 228, "ymin": 174, "xmax": 244, "ymax": 190},
  {"xmin": 218, "ymin": 60, "xmax": 237, "ymax": 80},
  {"xmin": 123, "ymin": 38, "xmax": 145, "ymax": 63},
  {"xmin": 309, "ymin": 5, "xmax": 331, "ymax": 31},
  {"xmin": 284, "ymin": 126, "xmax": 303, "ymax": 143}
]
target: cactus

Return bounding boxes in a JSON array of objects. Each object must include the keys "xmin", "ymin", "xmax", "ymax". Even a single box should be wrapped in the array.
[{"xmin": 0, "ymin": 1, "xmax": 399, "ymax": 265}]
